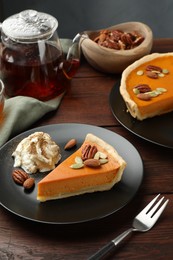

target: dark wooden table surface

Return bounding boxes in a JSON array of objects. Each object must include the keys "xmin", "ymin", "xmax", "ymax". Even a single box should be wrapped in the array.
[{"xmin": 0, "ymin": 39, "xmax": 173, "ymax": 260}]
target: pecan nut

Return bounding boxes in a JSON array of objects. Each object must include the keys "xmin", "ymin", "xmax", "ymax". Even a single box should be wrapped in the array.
[
  {"xmin": 134, "ymin": 84, "xmax": 151, "ymax": 93},
  {"xmin": 146, "ymin": 71, "xmax": 158, "ymax": 79},
  {"xmin": 94, "ymin": 29, "xmax": 144, "ymax": 50},
  {"xmin": 12, "ymin": 169, "xmax": 29, "ymax": 185},
  {"xmin": 81, "ymin": 145, "xmax": 98, "ymax": 160},
  {"xmin": 146, "ymin": 65, "xmax": 162, "ymax": 73},
  {"xmin": 88, "ymin": 145, "xmax": 98, "ymax": 159},
  {"xmin": 121, "ymin": 33, "xmax": 133, "ymax": 46},
  {"xmin": 81, "ymin": 144, "xmax": 90, "ymax": 160}
]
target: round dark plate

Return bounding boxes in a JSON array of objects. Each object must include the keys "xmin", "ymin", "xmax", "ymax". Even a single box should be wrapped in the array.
[
  {"xmin": 110, "ymin": 81, "xmax": 173, "ymax": 149},
  {"xmin": 0, "ymin": 123, "xmax": 143, "ymax": 224}
]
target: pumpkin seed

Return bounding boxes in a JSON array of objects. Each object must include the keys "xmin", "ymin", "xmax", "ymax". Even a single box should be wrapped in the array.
[
  {"xmin": 156, "ymin": 87, "xmax": 167, "ymax": 93},
  {"xmin": 99, "ymin": 158, "xmax": 108, "ymax": 164},
  {"xmin": 148, "ymin": 91, "xmax": 159, "ymax": 97},
  {"xmin": 94, "ymin": 152, "xmax": 100, "ymax": 160},
  {"xmin": 155, "ymin": 90, "xmax": 163, "ymax": 95},
  {"xmin": 136, "ymin": 70, "xmax": 144, "ymax": 76},
  {"xmin": 70, "ymin": 163, "xmax": 84, "ymax": 169},
  {"xmin": 75, "ymin": 156, "xmax": 83, "ymax": 164},
  {"xmin": 133, "ymin": 88, "xmax": 140, "ymax": 94},
  {"xmin": 158, "ymin": 73, "xmax": 165, "ymax": 78},
  {"xmin": 98, "ymin": 152, "xmax": 107, "ymax": 159},
  {"xmin": 162, "ymin": 69, "xmax": 169, "ymax": 74}
]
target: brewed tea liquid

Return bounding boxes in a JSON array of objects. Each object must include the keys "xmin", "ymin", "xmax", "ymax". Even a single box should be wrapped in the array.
[{"xmin": 0, "ymin": 42, "xmax": 79, "ymax": 101}]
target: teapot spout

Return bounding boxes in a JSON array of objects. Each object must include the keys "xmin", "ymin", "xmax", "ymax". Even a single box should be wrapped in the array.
[
  {"xmin": 66, "ymin": 34, "xmax": 81, "ymax": 61},
  {"xmin": 61, "ymin": 33, "xmax": 83, "ymax": 79}
]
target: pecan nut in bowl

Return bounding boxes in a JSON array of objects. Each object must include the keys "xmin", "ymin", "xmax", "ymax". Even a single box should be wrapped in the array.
[
  {"xmin": 80, "ymin": 22, "xmax": 153, "ymax": 74},
  {"xmin": 94, "ymin": 29, "xmax": 144, "ymax": 50}
]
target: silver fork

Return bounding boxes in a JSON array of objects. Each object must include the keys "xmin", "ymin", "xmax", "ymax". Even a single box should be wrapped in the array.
[{"xmin": 88, "ymin": 194, "xmax": 169, "ymax": 260}]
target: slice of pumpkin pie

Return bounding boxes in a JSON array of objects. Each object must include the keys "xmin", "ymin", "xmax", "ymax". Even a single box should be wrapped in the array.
[
  {"xmin": 37, "ymin": 133, "xmax": 126, "ymax": 201},
  {"xmin": 120, "ymin": 52, "xmax": 173, "ymax": 120}
]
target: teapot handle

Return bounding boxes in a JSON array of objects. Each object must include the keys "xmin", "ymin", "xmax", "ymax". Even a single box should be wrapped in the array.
[{"xmin": 66, "ymin": 32, "xmax": 88, "ymax": 60}]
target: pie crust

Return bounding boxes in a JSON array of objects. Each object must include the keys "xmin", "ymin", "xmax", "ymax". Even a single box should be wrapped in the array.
[{"xmin": 120, "ymin": 52, "xmax": 173, "ymax": 120}]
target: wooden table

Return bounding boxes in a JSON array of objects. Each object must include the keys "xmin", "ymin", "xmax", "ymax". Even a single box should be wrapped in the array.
[{"xmin": 0, "ymin": 39, "xmax": 173, "ymax": 260}]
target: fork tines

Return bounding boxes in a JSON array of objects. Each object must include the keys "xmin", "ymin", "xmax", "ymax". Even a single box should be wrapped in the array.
[{"xmin": 139, "ymin": 194, "xmax": 169, "ymax": 220}]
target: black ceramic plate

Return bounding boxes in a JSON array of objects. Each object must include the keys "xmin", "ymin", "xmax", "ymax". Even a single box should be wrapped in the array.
[
  {"xmin": 110, "ymin": 82, "xmax": 173, "ymax": 149},
  {"xmin": 0, "ymin": 123, "xmax": 143, "ymax": 224}
]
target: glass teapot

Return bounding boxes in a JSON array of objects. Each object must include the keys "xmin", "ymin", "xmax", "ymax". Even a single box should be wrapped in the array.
[{"xmin": 0, "ymin": 10, "xmax": 80, "ymax": 101}]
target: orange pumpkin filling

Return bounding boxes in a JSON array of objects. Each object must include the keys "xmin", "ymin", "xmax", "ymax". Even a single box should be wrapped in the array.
[{"xmin": 126, "ymin": 56, "xmax": 173, "ymax": 117}]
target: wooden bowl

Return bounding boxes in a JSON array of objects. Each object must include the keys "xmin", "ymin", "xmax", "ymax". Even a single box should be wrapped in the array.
[{"xmin": 80, "ymin": 22, "xmax": 153, "ymax": 74}]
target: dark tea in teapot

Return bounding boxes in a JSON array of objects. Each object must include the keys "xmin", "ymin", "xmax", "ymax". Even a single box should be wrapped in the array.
[{"xmin": 0, "ymin": 43, "xmax": 79, "ymax": 101}]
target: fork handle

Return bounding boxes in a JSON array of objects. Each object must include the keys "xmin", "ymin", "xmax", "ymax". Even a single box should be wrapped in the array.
[{"xmin": 88, "ymin": 228, "xmax": 133, "ymax": 260}]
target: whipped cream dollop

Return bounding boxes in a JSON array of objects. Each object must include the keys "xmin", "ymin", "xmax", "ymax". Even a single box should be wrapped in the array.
[{"xmin": 12, "ymin": 132, "xmax": 61, "ymax": 174}]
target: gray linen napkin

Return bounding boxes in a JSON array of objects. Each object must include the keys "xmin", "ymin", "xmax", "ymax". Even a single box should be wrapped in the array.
[
  {"xmin": 0, "ymin": 39, "xmax": 76, "ymax": 147},
  {"xmin": 0, "ymin": 94, "xmax": 64, "ymax": 147}
]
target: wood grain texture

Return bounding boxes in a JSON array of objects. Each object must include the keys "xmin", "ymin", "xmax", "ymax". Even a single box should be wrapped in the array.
[{"xmin": 1, "ymin": 39, "xmax": 173, "ymax": 260}]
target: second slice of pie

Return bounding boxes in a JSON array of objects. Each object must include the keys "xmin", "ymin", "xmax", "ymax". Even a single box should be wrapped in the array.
[{"xmin": 37, "ymin": 133, "xmax": 126, "ymax": 201}]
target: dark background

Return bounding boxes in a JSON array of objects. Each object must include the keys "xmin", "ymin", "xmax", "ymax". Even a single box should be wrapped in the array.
[{"xmin": 0, "ymin": 0, "xmax": 173, "ymax": 39}]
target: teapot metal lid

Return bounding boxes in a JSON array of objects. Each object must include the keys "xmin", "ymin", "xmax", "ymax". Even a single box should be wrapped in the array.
[{"xmin": 1, "ymin": 9, "xmax": 58, "ymax": 42}]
